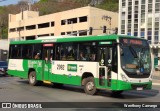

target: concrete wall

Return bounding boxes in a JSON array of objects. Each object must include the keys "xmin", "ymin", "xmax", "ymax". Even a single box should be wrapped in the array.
[
  {"xmin": 0, "ymin": 40, "xmax": 9, "ymax": 50},
  {"xmin": 0, "ymin": 40, "xmax": 9, "ymax": 61}
]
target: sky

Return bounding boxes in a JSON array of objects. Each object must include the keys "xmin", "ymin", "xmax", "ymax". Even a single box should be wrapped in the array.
[{"xmin": 0, "ymin": 0, "xmax": 39, "ymax": 6}]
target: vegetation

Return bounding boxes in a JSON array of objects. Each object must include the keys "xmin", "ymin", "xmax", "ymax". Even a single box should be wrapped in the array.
[{"xmin": 0, "ymin": 0, "xmax": 118, "ymax": 39}]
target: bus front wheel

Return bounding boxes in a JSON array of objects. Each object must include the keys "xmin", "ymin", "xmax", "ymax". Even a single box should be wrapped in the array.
[
  {"xmin": 83, "ymin": 77, "xmax": 97, "ymax": 95},
  {"xmin": 29, "ymin": 71, "xmax": 41, "ymax": 86}
]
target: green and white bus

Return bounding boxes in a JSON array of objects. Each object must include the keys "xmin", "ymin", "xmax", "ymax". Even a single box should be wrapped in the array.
[{"xmin": 8, "ymin": 34, "xmax": 152, "ymax": 95}]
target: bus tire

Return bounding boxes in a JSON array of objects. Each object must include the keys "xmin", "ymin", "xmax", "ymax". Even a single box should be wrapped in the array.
[
  {"xmin": 83, "ymin": 77, "xmax": 97, "ymax": 95},
  {"xmin": 112, "ymin": 91, "xmax": 123, "ymax": 95},
  {"xmin": 28, "ymin": 71, "xmax": 39, "ymax": 86}
]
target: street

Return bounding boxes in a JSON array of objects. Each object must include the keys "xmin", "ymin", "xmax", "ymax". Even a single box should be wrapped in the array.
[
  {"xmin": 0, "ymin": 76, "xmax": 160, "ymax": 102},
  {"xmin": 0, "ymin": 73, "xmax": 160, "ymax": 111}
]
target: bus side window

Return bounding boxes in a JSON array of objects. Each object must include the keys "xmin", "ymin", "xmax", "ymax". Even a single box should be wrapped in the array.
[
  {"xmin": 78, "ymin": 42, "xmax": 97, "ymax": 61},
  {"xmin": 33, "ymin": 44, "xmax": 42, "ymax": 60},
  {"xmin": 22, "ymin": 45, "xmax": 33, "ymax": 59},
  {"xmin": 55, "ymin": 45, "xmax": 60, "ymax": 60},
  {"xmin": 11, "ymin": 45, "xmax": 21, "ymax": 59}
]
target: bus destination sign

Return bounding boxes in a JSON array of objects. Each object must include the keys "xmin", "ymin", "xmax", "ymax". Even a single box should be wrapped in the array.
[{"xmin": 121, "ymin": 39, "xmax": 143, "ymax": 45}]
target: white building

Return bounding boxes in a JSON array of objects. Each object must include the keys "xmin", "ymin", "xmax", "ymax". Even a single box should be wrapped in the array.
[{"xmin": 118, "ymin": 0, "xmax": 160, "ymax": 65}]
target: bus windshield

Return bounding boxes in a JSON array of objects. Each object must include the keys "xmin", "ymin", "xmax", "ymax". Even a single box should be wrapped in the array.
[{"xmin": 120, "ymin": 38, "xmax": 151, "ymax": 78}]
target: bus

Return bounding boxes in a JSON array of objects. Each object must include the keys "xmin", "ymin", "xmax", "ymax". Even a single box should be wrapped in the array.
[{"xmin": 8, "ymin": 34, "xmax": 152, "ymax": 95}]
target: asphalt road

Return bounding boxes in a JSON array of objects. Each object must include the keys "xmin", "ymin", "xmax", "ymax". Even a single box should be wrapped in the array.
[{"xmin": 0, "ymin": 75, "xmax": 160, "ymax": 111}]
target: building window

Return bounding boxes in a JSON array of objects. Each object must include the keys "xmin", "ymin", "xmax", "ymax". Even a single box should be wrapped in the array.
[
  {"xmin": 141, "ymin": 32, "xmax": 145, "ymax": 37},
  {"xmin": 149, "ymin": 0, "xmax": 152, "ymax": 3},
  {"xmin": 79, "ymin": 30, "xmax": 87, "ymax": 36},
  {"xmin": 155, "ymin": 36, "xmax": 159, "ymax": 43},
  {"xmin": 61, "ymin": 32, "xmax": 65, "ymax": 35},
  {"xmin": 128, "ymin": 15, "xmax": 131, "ymax": 19},
  {"xmin": 122, "ymin": 2, "xmax": 125, "ymax": 7},
  {"xmin": 127, "ymin": 32, "xmax": 131, "ymax": 35},
  {"xmin": 79, "ymin": 16, "xmax": 87, "ymax": 23},
  {"xmin": 67, "ymin": 32, "xmax": 72, "ymax": 35},
  {"xmin": 26, "ymin": 36, "xmax": 36, "ymax": 40},
  {"xmin": 142, "ymin": 0, "xmax": 145, "ymax": 4},
  {"xmin": 128, "ymin": 29, "xmax": 131, "ymax": 32},
  {"xmin": 134, "ymin": 32, "xmax": 138, "ymax": 36},
  {"xmin": 68, "ymin": 18, "xmax": 77, "ymax": 24},
  {"xmin": 51, "ymin": 33, "xmax": 54, "ymax": 36},
  {"xmin": 121, "ymin": 25, "xmax": 125, "ymax": 30},
  {"xmin": 17, "ymin": 27, "xmax": 24, "ymax": 31},
  {"xmin": 38, "ymin": 34, "xmax": 49, "ymax": 37},
  {"xmin": 121, "ymin": 30, "xmax": 125, "ymax": 34},
  {"xmin": 61, "ymin": 20, "xmax": 66, "ymax": 25},
  {"xmin": 155, "ymin": 22, "xmax": 159, "ymax": 28},
  {"xmin": 38, "ymin": 22, "xmax": 49, "ymax": 28},
  {"xmin": 72, "ymin": 31, "xmax": 77, "ymax": 36},
  {"xmin": 135, "ymin": 1, "xmax": 138, "ymax": 5},
  {"xmin": 51, "ymin": 21, "xmax": 54, "ymax": 27},
  {"xmin": 129, "ymin": 2, "xmax": 132, "ymax": 6},
  {"xmin": 148, "ymin": 4, "xmax": 152, "ymax": 13},
  {"xmin": 26, "ymin": 25, "xmax": 36, "ymax": 30},
  {"xmin": 9, "ymin": 28, "xmax": 16, "ymax": 32}
]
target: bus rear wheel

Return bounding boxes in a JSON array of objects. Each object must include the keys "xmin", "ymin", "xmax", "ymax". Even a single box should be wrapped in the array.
[
  {"xmin": 29, "ymin": 71, "xmax": 41, "ymax": 86},
  {"xmin": 83, "ymin": 77, "xmax": 97, "ymax": 95}
]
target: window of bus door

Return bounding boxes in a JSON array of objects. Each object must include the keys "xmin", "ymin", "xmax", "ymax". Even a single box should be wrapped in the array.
[
  {"xmin": 43, "ymin": 44, "xmax": 54, "ymax": 63},
  {"xmin": 98, "ymin": 47, "xmax": 113, "ymax": 87}
]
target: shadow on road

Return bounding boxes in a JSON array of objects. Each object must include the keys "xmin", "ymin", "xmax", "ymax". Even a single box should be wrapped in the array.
[
  {"xmin": 97, "ymin": 89, "xmax": 159, "ymax": 99},
  {"xmin": 14, "ymin": 78, "xmax": 159, "ymax": 99}
]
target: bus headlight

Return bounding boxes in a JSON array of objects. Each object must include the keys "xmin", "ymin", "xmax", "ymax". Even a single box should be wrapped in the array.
[{"xmin": 121, "ymin": 74, "xmax": 128, "ymax": 82}]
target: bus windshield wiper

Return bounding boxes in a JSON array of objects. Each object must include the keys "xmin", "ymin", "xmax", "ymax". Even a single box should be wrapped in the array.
[{"xmin": 129, "ymin": 46, "xmax": 138, "ymax": 58}]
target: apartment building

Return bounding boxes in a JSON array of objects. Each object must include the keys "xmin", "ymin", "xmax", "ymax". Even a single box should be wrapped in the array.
[
  {"xmin": 8, "ymin": 6, "xmax": 118, "ymax": 41},
  {"xmin": 119, "ymin": 0, "xmax": 160, "ymax": 66}
]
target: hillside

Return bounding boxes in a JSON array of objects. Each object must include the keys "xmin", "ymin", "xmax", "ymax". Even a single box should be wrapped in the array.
[{"xmin": 0, "ymin": 0, "xmax": 119, "ymax": 39}]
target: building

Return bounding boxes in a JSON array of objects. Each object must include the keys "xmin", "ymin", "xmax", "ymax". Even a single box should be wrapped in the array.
[
  {"xmin": 0, "ymin": 40, "xmax": 9, "ymax": 61},
  {"xmin": 8, "ymin": 6, "xmax": 118, "ymax": 41},
  {"xmin": 118, "ymin": 0, "xmax": 160, "ymax": 66}
]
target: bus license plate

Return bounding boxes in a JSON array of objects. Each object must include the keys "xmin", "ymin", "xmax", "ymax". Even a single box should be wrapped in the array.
[{"xmin": 137, "ymin": 87, "xmax": 143, "ymax": 90}]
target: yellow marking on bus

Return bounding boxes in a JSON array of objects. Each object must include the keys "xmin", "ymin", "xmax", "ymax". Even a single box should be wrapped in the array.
[{"xmin": 43, "ymin": 81, "xmax": 52, "ymax": 84}]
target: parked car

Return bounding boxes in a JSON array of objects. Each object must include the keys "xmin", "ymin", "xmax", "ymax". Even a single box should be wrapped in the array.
[
  {"xmin": 0, "ymin": 61, "xmax": 8, "ymax": 75},
  {"xmin": 155, "ymin": 65, "xmax": 160, "ymax": 71}
]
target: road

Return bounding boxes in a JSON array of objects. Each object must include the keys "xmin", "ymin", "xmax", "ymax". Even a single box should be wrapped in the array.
[{"xmin": 0, "ymin": 75, "xmax": 160, "ymax": 111}]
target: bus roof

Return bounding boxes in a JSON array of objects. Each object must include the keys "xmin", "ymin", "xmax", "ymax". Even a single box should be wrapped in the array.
[{"xmin": 10, "ymin": 34, "xmax": 144, "ymax": 45}]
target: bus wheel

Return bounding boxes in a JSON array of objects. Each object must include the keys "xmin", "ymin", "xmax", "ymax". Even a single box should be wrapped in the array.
[
  {"xmin": 83, "ymin": 77, "xmax": 97, "ymax": 95},
  {"xmin": 111, "ymin": 91, "xmax": 123, "ymax": 95},
  {"xmin": 29, "ymin": 71, "xmax": 39, "ymax": 86}
]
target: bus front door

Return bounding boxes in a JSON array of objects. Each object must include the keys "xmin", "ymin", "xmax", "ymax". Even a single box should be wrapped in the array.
[
  {"xmin": 43, "ymin": 44, "xmax": 54, "ymax": 81},
  {"xmin": 98, "ymin": 47, "xmax": 112, "ymax": 88}
]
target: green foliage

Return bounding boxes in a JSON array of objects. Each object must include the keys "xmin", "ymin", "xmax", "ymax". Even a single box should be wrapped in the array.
[
  {"xmin": 39, "ymin": 0, "xmax": 49, "ymax": 2},
  {"xmin": 96, "ymin": 0, "xmax": 119, "ymax": 12}
]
